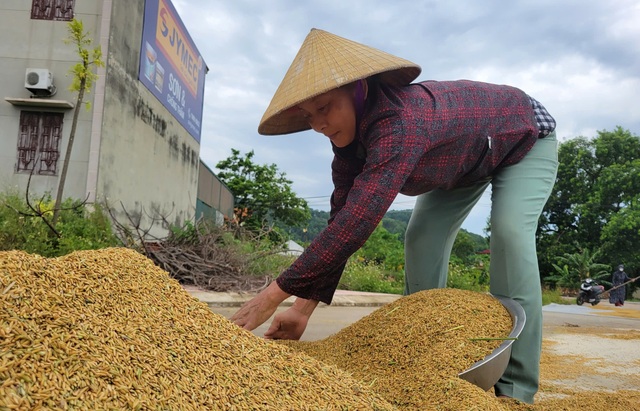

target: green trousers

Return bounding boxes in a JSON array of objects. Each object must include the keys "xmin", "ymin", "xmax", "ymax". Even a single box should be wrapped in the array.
[{"xmin": 404, "ymin": 132, "xmax": 558, "ymax": 404}]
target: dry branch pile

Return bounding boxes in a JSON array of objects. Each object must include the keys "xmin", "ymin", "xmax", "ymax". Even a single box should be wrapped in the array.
[
  {"xmin": 108, "ymin": 205, "xmax": 277, "ymax": 293},
  {"xmin": 137, "ymin": 222, "xmax": 276, "ymax": 293},
  {"xmin": 143, "ymin": 238, "xmax": 269, "ymax": 293}
]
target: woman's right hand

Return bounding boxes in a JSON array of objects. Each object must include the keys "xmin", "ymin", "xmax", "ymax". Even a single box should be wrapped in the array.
[{"xmin": 230, "ymin": 281, "xmax": 290, "ymax": 331}]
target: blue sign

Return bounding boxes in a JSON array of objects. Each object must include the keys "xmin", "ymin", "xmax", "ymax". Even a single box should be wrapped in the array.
[{"xmin": 139, "ymin": 0, "xmax": 207, "ymax": 142}]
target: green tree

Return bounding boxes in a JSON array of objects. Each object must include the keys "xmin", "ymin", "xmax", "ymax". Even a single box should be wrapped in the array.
[
  {"xmin": 600, "ymin": 206, "xmax": 640, "ymax": 274},
  {"xmin": 451, "ymin": 230, "xmax": 477, "ymax": 264},
  {"xmin": 546, "ymin": 248, "xmax": 611, "ymax": 288},
  {"xmin": 538, "ymin": 127, "xmax": 640, "ymax": 280},
  {"xmin": 280, "ymin": 209, "xmax": 330, "ymax": 245},
  {"xmin": 382, "ymin": 209, "xmax": 412, "ymax": 242},
  {"xmin": 52, "ymin": 18, "xmax": 105, "ymax": 226},
  {"xmin": 353, "ymin": 223, "xmax": 405, "ymax": 272},
  {"xmin": 381, "ymin": 217, "xmax": 407, "ymax": 242},
  {"xmin": 216, "ymin": 149, "xmax": 310, "ymax": 231}
]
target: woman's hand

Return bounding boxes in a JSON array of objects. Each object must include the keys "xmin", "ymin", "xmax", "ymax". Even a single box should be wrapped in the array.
[
  {"xmin": 230, "ymin": 282, "xmax": 290, "ymax": 331},
  {"xmin": 265, "ymin": 298, "xmax": 320, "ymax": 340},
  {"xmin": 264, "ymin": 307, "xmax": 308, "ymax": 340}
]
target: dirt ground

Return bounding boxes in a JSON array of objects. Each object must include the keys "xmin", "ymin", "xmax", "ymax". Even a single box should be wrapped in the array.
[{"xmin": 523, "ymin": 301, "xmax": 640, "ymax": 410}]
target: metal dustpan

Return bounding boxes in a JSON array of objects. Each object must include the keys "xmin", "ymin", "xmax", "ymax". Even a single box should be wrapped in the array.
[{"xmin": 458, "ymin": 296, "xmax": 526, "ymax": 391}]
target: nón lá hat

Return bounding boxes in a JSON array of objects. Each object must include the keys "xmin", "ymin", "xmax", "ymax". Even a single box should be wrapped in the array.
[{"xmin": 258, "ymin": 28, "xmax": 421, "ymax": 135}]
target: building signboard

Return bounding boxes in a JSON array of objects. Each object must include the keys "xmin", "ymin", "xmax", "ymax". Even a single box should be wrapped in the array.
[{"xmin": 139, "ymin": 0, "xmax": 206, "ymax": 142}]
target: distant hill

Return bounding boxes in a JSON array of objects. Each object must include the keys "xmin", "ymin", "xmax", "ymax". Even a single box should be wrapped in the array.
[{"xmin": 282, "ymin": 209, "xmax": 488, "ymax": 251}]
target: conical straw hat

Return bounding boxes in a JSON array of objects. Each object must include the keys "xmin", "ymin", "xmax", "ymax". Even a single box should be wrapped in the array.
[{"xmin": 258, "ymin": 28, "xmax": 421, "ymax": 135}]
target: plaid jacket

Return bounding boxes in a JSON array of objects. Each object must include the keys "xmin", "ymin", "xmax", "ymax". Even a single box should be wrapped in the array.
[{"xmin": 276, "ymin": 79, "xmax": 553, "ymax": 303}]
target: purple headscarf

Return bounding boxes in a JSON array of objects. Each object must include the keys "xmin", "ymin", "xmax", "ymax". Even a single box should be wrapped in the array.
[{"xmin": 353, "ymin": 79, "xmax": 366, "ymax": 124}]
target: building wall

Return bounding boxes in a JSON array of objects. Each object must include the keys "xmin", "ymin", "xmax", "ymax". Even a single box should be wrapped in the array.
[
  {"xmin": 197, "ymin": 160, "xmax": 234, "ymax": 224},
  {"xmin": 0, "ymin": 1, "xmax": 103, "ymax": 199},
  {"xmin": 0, "ymin": 1, "xmax": 218, "ymax": 239},
  {"xmin": 1, "ymin": 1, "xmax": 233, "ymax": 239},
  {"xmin": 96, "ymin": 1, "xmax": 201, "ymax": 237}
]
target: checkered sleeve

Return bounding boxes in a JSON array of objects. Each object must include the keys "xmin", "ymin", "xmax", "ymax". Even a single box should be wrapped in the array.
[{"xmin": 529, "ymin": 96, "xmax": 556, "ymax": 137}]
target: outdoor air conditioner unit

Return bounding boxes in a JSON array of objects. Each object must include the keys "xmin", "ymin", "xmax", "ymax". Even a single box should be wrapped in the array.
[{"xmin": 25, "ymin": 68, "xmax": 56, "ymax": 96}]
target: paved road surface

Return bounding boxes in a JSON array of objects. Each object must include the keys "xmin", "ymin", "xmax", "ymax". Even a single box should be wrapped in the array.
[{"xmin": 208, "ymin": 299, "xmax": 640, "ymax": 341}]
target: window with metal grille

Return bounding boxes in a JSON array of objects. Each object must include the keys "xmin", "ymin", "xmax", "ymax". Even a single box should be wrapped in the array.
[
  {"xmin": 16, "ymin": 111, "xmax": 64, "ymax": 176},
  {"xmin": 31, "ymin": 0, "xmax": 75, "ymax": 21}
]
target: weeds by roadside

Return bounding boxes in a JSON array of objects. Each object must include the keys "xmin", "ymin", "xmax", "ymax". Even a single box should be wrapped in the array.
[{"xmin": 0, "ymin": 192, "xmax": 120, "ymax": 257}]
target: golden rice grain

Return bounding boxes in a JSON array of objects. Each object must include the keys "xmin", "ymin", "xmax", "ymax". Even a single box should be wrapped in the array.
[
  {"xmin": 0, "ymin": 248, "xmax": 395, "ymax": 410},
  {"xmin": 4, "ymin": 248, "xmax": 636, "ymax": 411},
  {"xmin": 279, "ymin": 288, "xmax": 513, "ymax": 411}
]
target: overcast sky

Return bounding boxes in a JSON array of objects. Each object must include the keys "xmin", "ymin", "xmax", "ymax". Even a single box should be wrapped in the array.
[{"xmin": 172, "ymin": 0, "xmax": 640, "ymax": 235}]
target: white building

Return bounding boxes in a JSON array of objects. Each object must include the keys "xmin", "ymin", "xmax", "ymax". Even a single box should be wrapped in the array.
[{"xmin": 0, "ymin": 0, "xmax": 233, "ymax": 237}]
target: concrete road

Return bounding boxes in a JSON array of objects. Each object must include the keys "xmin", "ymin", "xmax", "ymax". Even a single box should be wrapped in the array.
[
  {"xmin": 209, "ymin": 304, "xmax": 379, "ymax": 341},
  {"xmin": 210, "ymin": 300, "xmax": 640, "ymax": 341},
  {"xmin": 542, "ymin": 301, "xmax": 640, "ymax": 330}
]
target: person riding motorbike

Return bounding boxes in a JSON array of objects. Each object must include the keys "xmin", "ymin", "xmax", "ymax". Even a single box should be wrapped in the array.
[{"xmin": 577, "ymin": 278, "xmax": 605, "ymax": 306}]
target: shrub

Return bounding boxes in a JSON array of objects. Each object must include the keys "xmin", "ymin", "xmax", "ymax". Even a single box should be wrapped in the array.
[
  {"xmin": 446, "ymin": 262, "xmax": 490, "ymax": 292},
  {"xmin": 541, "ymin": 287, "xmax": 572, "ymax": 305},
  {"xmin": 0, "ymin": 192, "xmax": 54, "ymax": 255},
  {"xmin": 337, "ymin": 255, "xmax": 493, "ymax": 295},
  {"xmin": 0, "ymin": 192, "xmax": 120, "ymax": 257},
  {"xmin": 339, "ymin": 260, "xmax": 404, "ymax": 294}
]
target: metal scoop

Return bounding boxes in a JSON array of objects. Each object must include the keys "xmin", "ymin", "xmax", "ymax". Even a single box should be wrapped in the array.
[{"xmin": 458, "ymin": 296, "xmax": 526, "ymax": 391}]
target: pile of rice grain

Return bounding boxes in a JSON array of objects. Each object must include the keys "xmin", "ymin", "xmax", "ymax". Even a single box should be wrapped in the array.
[
  {"xmin": 0, "ymin": 248, "xmax": 395, "ymax": 410},
  {"xmin": 280, "ymin": 288, "xmax": 513, "ymax": 411}
]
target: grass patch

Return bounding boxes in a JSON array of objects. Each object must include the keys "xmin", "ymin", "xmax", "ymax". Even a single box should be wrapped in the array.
[
  {"xmin": 542, "ymin": 288, "xmax": 573, "ymax": 305},
  {"xmin": 339, "ymin": 260, "xmax": 404, "ymax": 294}
]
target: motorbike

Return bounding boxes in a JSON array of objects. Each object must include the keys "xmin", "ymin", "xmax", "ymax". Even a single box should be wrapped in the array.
[{"xmin": 576, "ymin": 278, "xmax": 605, "ymax": 306}]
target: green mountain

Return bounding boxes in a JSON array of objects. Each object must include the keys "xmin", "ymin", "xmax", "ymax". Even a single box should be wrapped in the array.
[{"xmin": 282, "ymin": 209, "xmax": 488, "ymax": 251}]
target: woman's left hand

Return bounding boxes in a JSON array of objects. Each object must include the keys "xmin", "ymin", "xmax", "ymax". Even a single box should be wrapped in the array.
[
  {"xmin": 264, "ymin": 307, "xmax": 310, "ymax": 340},
  {"xmin": 230, "ymin": 281, "xmax": 290, "ymax": 331}
]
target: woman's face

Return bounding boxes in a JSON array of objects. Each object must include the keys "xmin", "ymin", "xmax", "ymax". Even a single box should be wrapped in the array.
[{"xmin": 298, "ymin": 86, "xmax": 357, "ymax": 148}]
